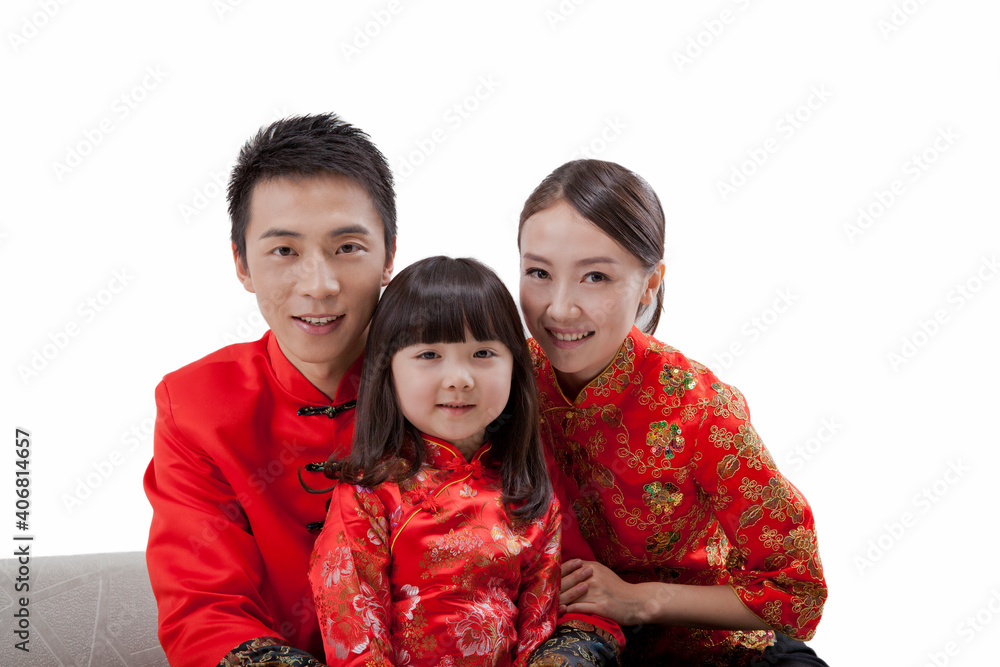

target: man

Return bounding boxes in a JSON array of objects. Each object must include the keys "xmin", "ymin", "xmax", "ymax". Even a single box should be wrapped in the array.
[{"xmin": 144, "ymin": 113, "xmax": 395, "ymax": 666}]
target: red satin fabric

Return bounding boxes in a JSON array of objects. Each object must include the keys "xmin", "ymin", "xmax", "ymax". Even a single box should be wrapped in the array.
[
  {"xmin": 144, "ymin": 331, "xmax": 361, "ymax": 666},
  {"xmin": 310, "ymin": 435, "xmax": 560, "ymax": 666}
]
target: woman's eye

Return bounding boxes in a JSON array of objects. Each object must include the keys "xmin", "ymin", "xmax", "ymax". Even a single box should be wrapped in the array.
[
  {"xmin": 584, "ymin": 272, "xmax": 609, "ymax": 283},
  {"xmin": 271, "ymin": 246, "xmax": 295, "ymax": 257},
  {"xmin": 526, "ymin": 268, "xmax": 549, "ymax": 280}
]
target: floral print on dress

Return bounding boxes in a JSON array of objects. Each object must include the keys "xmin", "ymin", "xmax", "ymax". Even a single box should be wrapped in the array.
[{"xmin": 309, "ymin": 435, "xmax": 560, "ymax": 666}]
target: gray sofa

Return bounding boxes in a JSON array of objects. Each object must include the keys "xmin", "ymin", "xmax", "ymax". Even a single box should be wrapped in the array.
[{"xmin": 0, "ymin": 551, "xmax": 167, "ymax": 666}]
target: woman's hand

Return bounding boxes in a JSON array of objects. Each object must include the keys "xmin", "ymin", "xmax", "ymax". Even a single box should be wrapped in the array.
[
  {"xmin": 559, "ymin": 559, "xmax": 593, "ymax": 607},
  {"xmin": 559, "ymin": 560, "xmax": 661, "ymax": 626},
  {"xmin": 560, "ymin": 560, "xmax": 774, "ymax": 631}
]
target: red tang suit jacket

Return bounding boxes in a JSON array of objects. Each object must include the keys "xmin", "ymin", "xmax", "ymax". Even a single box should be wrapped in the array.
[
  {"xmin": 143, "ymin": 331, "xmax": 360, "ymax": 666},
  {"xmin": 531, "ymin": 326, "xmax": 828, "ymax": 665}
]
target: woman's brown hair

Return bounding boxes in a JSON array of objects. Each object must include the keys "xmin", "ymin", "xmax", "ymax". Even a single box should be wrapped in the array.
[{"xmin": 518, "ymin": 159, "xmax": 666, "ymax": 334}]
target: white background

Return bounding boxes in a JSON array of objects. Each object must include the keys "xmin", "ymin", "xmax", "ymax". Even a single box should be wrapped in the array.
[{"xmin": 4, "ymin": 1, "xmax": 999, "ymax": 663}]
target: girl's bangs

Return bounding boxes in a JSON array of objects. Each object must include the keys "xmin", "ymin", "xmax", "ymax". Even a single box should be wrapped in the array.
[{"xmin": 383, "ymin": 259, "xmax": 522, "ymax": 352}]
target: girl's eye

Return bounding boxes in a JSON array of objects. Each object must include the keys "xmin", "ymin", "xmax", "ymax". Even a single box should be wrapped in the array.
[
  {"xmin": 525, "ymin": 267, "xmax": 549, "ymax": 280},
  {"xmin": 271, "ymin": 246, "xmax": 296, "ymax": 257},
  {"xmin": 417, "ymin": 351, "xmax": 440, "ymax": 360},
  {"xmin": 473, "ymin": 349, "xmax": 496, "ymax": 359},
  {"xmin": 584, "ymin": 272, "xmax": 609, "ymax": 283}
]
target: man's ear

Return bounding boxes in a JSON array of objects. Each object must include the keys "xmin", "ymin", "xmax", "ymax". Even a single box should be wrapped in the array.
[
  {"xmin": 382, "ymin": 237, "xmax": 397, "ymax": 287},
  {"xmin": 233, "ymin": 243, "xmax": 255, "ymax": 293},
  {"xmin": 640, "ymin": 260, "xmax": 665, "ymax": 305}
]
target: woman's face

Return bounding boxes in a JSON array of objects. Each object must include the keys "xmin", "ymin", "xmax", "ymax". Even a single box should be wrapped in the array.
[{"xmin": 519, "ymin": 200, "xmax": 662, "ymax": 396}]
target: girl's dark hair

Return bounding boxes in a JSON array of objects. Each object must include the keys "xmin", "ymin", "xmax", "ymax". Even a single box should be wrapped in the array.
[
  {"xmin": 518, "ymin": 159, "xmax": 665, "ymax": 334},
  {"xmin": 327, "ymin": 256, "xmax": 551, "ymax": 521}
]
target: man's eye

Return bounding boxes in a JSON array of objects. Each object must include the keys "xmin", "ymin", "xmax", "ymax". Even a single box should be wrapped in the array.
[
  {"xmin": 338, "ymin": 243, "xmax": 361, "ymax": 254},
  {"xmin": 271, "ymin": 247, "xmax": 295, "ymax": 257}
]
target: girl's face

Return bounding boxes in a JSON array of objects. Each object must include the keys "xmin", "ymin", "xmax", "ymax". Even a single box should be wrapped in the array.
[
  {"xmin": 391, "ymin": 331, "xmax": 513, "ymax": 456},
  {"xmin": 519, "ymin": 200, "xmax": 663, "ymax": 396}
]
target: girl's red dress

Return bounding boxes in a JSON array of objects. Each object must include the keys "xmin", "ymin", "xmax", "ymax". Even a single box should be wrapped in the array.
[{"xmin": 309, "ymin": 436, "xmax": 560, "ymax": 666}]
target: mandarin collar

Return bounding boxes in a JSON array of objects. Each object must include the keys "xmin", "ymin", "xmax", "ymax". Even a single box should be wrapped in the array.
[
  {"xmin": 419, "ymin": 433, "xmax": 493, "ymax": 469},
  {"xmin": 265, "ymin": 330, "xmax": 364, "ymax": 406},
  {"xmin": 541, "ymin": 325, "xmax": 648, "ymax": 407}
]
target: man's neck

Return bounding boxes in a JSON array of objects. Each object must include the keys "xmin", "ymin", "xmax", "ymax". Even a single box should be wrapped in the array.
[{"xmin": 278, "ymin": 337, "xmax": 364, "ymax": 402}]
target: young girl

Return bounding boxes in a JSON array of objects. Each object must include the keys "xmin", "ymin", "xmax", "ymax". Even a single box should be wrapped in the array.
[
  {"xmin": 308, "ymin": 256, "xmax": 561, "ymax": 666},
  {"xmin": 517, "ymin": 160, "xmax": 828, "ymax": 666}
]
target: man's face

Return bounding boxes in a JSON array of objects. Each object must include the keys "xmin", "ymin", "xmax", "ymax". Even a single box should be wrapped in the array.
[{"xmin": 235, "ymin": 174, "xmax": 393, "ymax": 387}]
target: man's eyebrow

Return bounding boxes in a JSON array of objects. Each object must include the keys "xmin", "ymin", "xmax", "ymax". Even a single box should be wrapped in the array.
[
  {"xmin": 327, "ymin": 225, "xmax": 372, "ymax": 238},
  {"xmin": 257, "ymin": 225, "xmax": 372, "ymax": 241}
]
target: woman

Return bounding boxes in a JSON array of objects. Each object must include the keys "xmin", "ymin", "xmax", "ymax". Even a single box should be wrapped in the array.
[{"xmin": 517, "ymin": 160, "xmax": 828, "ymax": 666}]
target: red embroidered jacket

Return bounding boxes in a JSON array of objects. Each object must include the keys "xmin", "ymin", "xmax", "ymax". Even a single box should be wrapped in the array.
[
  {"xmin": 530, "ymin": 327, "xmax": 827, "ymax": 665},
  {"xmin": 309, "ymin": 436, "xmax": 560, "ymax": 666},
  {"xmin": 144, "ymin": 331, "xmax": 361, "ymax": 666}
]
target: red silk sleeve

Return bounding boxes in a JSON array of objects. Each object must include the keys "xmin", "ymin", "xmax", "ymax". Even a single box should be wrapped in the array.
[
  {"xmin": 512, "ymin": 505, "xmax": 561, "ymax": 665},
  {"xmin": 145, "ymin": 381, "xmax": 283, "ymax": 667},
  {"xmin": 692, "ymin": 382, "xmax": 826, "ymax": 640},
  {"xmin": 310, "ymin": 483, "xmax": 395, "ymax": 666}
]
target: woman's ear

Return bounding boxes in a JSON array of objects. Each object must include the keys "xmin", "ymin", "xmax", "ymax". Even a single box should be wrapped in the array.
[{"xmin": 640, "ymin": 261, "xmax": 666, "ymax": 305}]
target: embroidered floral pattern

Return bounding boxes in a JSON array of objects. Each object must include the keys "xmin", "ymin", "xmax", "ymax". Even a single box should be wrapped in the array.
[
  {"xmin": 530, "ymin": 327, "xmax": 827, "ymax": 663},
  {"xmin": 647, "ymin": 420, "xmax": 685, "ymax": 459},
  {"xmin": 309, "ymin": 436, "xmax": 560, "ymax": 666}
]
